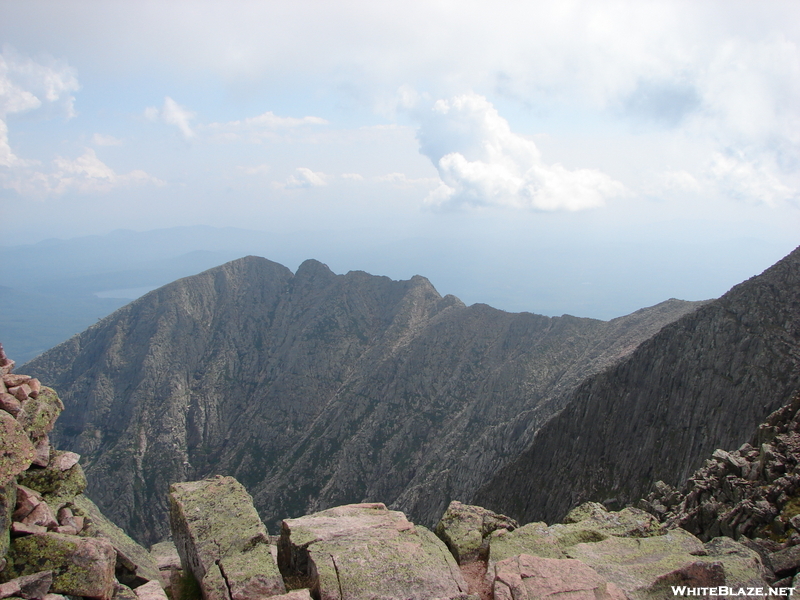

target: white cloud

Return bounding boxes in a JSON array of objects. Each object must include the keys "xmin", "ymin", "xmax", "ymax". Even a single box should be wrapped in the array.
[
  {"xmin": 341, "ymin": 172, "xmax": 364, "ymax": 181},
  {"xmin": 215, "ymin": 111, "xmax": 327, "ymax": 129},
  {"xmin": 708, "ymin": 152, "xmax": 796, "ymax": 207},
  {"xmin": 146, "ymin": 96, "xmax": 196, "ymax": 139},
  {"xmin": 2, "ymin": 148, "xmax": 163, "ymax": 196},
  {"xmin": 0, "ymin": 47, "xmax": 79, "ymax": 118},
  {"xmin": 416, "ymin": 93, "xmax": 625, "ymax": 211},
  {"xmin": 206, "ymin": 110, "xmax": 328, "ymax": 143},
  {"xmin": 1, "ymin": 48, "xmax": 79, "ymax": 167},
  {"xmin": 273, "ymin": 167, "xmax": 327, "ymax": 189}
]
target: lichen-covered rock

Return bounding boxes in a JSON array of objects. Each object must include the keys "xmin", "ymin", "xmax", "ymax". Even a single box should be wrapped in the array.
[
  {"xmin": 435, "ymin": 500, "xmax": 517, "ymax": 564},
  {"xmin": 2, "ymin": 532, "xmax": 116, "ymax": 600},
  {"xmin": 493, "ymin": 554, "xmax": 626, "ymax": 600},
  {"xmin": 488, "ymin": 522, "xmax": 566, "ymax": 567},
  {"xmin": 565, "ymin": 529, "xmax": 768, "ymax": 598},
  {"xmin": 16, "ymin": 388, "xmax": 63, "ymax": 444},
  {"xmin": 169, "ymin": 476, "xmax": 285, "ymax": 600},
  {"xmin": 487, "ymin": 505, "xmax": 662, "ymax": 571},
  {"xmin": 279, "ymin": 503, "xmax": 469, "ymax": 600},
  {"xmin": 563, "ymin": 502, "xmax": 664, "ymax": 537},
  {"xmin": 0, "ymin": 481, "xmax": 16, "ymax": 558},
  {"xmin": 16, "ymin": 453, "xmax": 86, "ymax": 506},
  {"xmin": 0, "ymin": 412, "xmax": 34, "ymax": 485},
  {"xmin": 73, "ymin": 495, "xmax": 160, "ymax": 587}
]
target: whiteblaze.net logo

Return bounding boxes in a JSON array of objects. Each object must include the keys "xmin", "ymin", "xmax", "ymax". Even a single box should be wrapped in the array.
[{"xmin": 671, "ymin": 587, "xmax": 796, "ymax": 597}]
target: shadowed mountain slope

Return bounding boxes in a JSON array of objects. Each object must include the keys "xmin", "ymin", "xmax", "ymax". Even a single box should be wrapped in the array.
[
  {"xmin": 475, "ymin": 245, "xmax": 800, "ymax": 525},
  {"xmin": 23, "ymin": 255, "xmax": 702, "ymax": 544}
]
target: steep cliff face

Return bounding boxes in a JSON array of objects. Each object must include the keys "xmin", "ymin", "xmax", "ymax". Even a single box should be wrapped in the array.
[
  {"xmin": 475, "ymin": 245, "xmax": 800, "ymax": 526},
  {"xmin": 24, "ymin": 256, "xmax": 702, "ymax": 544}
]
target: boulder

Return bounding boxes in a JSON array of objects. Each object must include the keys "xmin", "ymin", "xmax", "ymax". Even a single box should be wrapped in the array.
[
  {"xmin": 169, "ymin": 476, "xmax": 285, "ymax": 600},
  {"xmin": 17, "ymin": 452, "xmax": 87, "ymax": 506},
  {"xmin": 113, "ymin": 583, "xmax": 139, "ymax": 600},
  {"xmin": 769, "ymin": 544, "xmax": 800, "ymax": 579},
  {"xmin": 435, "ymin": 500, "xmax": 517, "ymax": 564},
  {"xmin": 279, "ymin": 502, "xmax": 469, "ymax": 600},
  {"xmin": 488, "ymin": 522, "xmax": 566, "ymax": 567},
  {"xmin": 492, "ymin": 554, "xmax": 626, "ymax": 600},
  {"xmin": 487, "ymin": 502, "xmax": 666, "ymax": 577},
  {"xmin": 269, "ymin": 591, "xmax": 313, "ymax": 600},
  {"xmin": 0, "ymin": 571, "xmax": 53, "ymax": 600},
  {"xmin": 12, "ymin": 486, "xmax": 40, "ymax": 521},
  {"xmin": 32, "ymin": 438, "xmax": 50, "ymax": 468},
  {"xmin": 565, "ymin": 529, "xmax": 768, "ymax": 597},
  {"xmin": 0, "ymin": 393, "xmax": 22, "ymax": 417},
  {"xmin": 15, "ymin": 388, "xmax": 63, "ymax": 443},
  {"xmin": 11, "ymin": 522, "xmax": 47, "ymax": 536},
  {"xmin": 563, "ymin": 502, "xmax": 664, "ymax": 538},
  {"xmin": 132, "ymin": 581, "xmax": 168, "ymax": 600},
  {"xmin": 2, "ymin": 532, "xmax": 116, "ymax": 600},
  {"xmin": 0, "ymin": 412, "xmax": 34, "ymax": 485},
  {"xmin": 74, "ymin": 495, "xmax": 160, "ymax": 587}
]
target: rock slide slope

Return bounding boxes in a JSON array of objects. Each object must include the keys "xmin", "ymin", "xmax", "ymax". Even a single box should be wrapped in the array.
[
  {"xmin": 22, "ymin": 255, "xmax": 701, "ymax": 544},
  {"xmin": 475, "ymin": 244, "xmax": 800, "ymax": 526}
]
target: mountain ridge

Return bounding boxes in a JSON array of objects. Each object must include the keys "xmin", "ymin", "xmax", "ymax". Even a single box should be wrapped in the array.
[
  {"xmin": 22, "ymin": 255, "xmax": 703, "ymax": 544},
  {"xmin": 475, "ymin": 244, "xmax": 800, "ymax": 525}
]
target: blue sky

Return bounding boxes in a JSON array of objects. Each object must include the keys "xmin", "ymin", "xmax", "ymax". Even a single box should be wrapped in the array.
[{"xmin": 1, "ymin": 1, "xmax": 799, "ymax": 318}]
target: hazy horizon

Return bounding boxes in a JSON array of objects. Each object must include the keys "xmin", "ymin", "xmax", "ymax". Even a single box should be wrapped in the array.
[{"xmin": 2, "ymin": 1, "xmax": 799, "ymax": 338}]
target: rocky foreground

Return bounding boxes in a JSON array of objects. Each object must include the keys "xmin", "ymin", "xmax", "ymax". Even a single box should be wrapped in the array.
[{"xmin": 4, "ymin": 341, "xmax": 800, "ymax": 599}]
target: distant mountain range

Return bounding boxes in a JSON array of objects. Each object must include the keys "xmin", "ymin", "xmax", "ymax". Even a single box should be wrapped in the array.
[
  {"xmin": 22, "ymin": 256, "xmax": 703, "ymax": 544},
  {"xmin": 4, "ymin": 225, "xmax": 791, "ymax": 364}
]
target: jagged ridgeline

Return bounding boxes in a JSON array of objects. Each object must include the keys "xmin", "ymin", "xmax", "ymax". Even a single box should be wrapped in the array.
[
  {"xmin": 22, "ymin": 256, "xmax": 702, "ymax": 545},
  {"xmin": 475, "ymin": 244, "xmax": 800, "ymax": 525}
]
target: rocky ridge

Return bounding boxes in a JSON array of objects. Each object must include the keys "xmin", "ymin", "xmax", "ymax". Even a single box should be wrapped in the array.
[
  {"xmin": 0, "ymin": 343, "xmax": 161, "ymax": 600},
  {"xmin": 476, "ymin": 244, "xmax": 800, "ymax": 526},
  {"xmin": 22, "ymin": 256, "xmax": 703, "ymax": 544}
]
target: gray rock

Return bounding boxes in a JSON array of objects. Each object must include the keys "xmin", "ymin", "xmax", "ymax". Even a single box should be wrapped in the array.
[
  {"xmin": 279, "ymin": 502, "xmax": 469, "ymax": 600},
  {"xmin": 169, "ymin": 476, "xmax": 285, "ymax": 600}
]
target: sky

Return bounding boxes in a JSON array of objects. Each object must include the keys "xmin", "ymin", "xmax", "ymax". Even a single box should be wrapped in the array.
[{"xmin": 1, "ymin": 1, "xmax": 799, "ymax": 318}]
